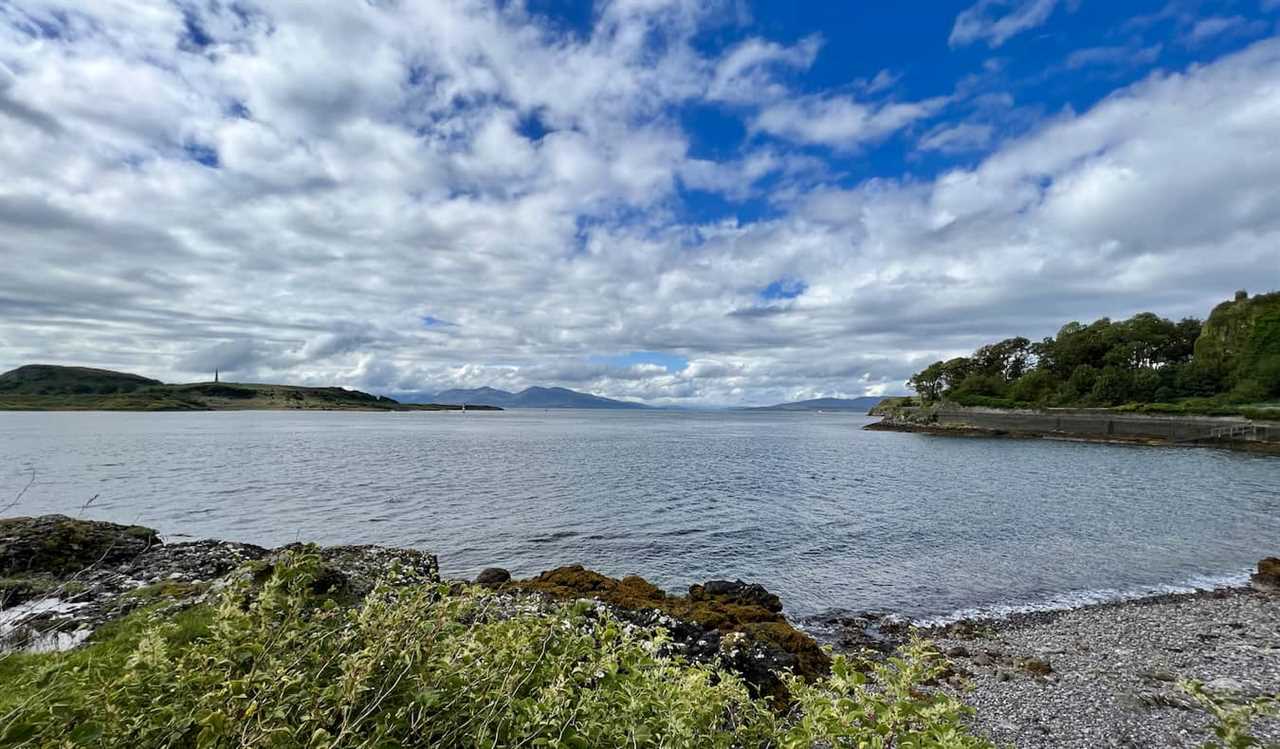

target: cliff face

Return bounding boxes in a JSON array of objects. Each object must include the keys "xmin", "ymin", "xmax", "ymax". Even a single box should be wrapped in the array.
[{"xmin": 1194, "ymin": 291, "xmax": 1280, "ymax": 385}]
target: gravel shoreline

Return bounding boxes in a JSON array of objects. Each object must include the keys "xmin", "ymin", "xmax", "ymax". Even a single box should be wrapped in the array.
[{"xmin": 918, "ymin": 586, "xmax": 1280, "ymax": 747}]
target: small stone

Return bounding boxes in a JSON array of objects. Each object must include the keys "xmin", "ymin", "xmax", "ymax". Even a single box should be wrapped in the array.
[
  {"xmin": 1204, "ymin": 677, "xmax": 1246, "ymax": 694},
  {"xmin": 1022, "ymin": 657, "xmax": 1054, "ymax": 676},
  {"xmin": 946, "ymin": 645, "xmax": 970, "ymax": 658}
]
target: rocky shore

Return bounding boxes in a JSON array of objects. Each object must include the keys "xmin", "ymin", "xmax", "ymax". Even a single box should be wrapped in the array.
[
  {"xmin": 866, "ymin": 400, "xmax": 1280, "ymax": 455},
  {"xmin": 925, "ymin": 588, "xmax": 1280, "ymax": 747},
  {"xmin": 0, "ymin": 515, "xmax": 824, "ymax": 701},
  {"xmin": 3, "ymin": 514, "xmax": 1277, "ymax": 746},
  {"xmin": 806, "ymin": 568, "xmax": 1280, "ymax": 748}
]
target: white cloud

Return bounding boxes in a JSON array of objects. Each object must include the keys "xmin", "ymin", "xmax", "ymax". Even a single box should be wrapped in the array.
[
  {"xmin": 1184, "ymin": 15, "xmax": 1268, "ymax": 45},
  {"xmin": 950, "ymin": 0, "xmax": 1063, "ymax": 48},
  {"xmin": 707, "ymin": 34, "xmax": 822, "ymax": 104},
  {"xmin": 918, "ymin": 122, "xmax": 994, "ymax": 154},
  {"xmin": 753, "ymin": 95, "xmax": 948, "ymax": 150},
  {"xmin": 0, "ymin": 2, "xmax": 1277, "ymax": 406},
  {"xmin": 1065, "ymin": 44, "xmax": 1163, "ymax": 69}
]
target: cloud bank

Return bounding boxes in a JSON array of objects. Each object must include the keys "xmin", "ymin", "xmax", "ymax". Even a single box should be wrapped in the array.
[{"xmin": 0, "ymin": 1, "xmax": 1277, "ymax": 405}]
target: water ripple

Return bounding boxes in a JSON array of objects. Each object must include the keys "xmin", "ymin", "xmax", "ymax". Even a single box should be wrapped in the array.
[{"xmin": 1, "ymin": 410, "xmax": 1278, "ymax": 618}]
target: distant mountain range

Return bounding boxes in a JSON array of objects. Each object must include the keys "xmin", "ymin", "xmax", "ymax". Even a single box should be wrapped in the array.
[
  {"xmin": 748, "ymin": 396, "xmax": 887, "ymax": 412},
  {"xmin": 427, "ymin": 386, "xmax": 650, "ymax": 409},
  {"xmin": 3, "ymin": 364, "xmax": 884, "ymax": 413}
]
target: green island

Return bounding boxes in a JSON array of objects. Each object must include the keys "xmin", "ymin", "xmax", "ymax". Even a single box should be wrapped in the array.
[{"xmin": 0, "ymin": 365, "xmax": 498, "ymax": 412}]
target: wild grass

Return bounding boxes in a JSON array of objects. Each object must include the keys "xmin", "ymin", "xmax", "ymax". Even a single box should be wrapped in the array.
[{"xmin": 0, "ymin": 550, "xmax": 991, "ymax": 748}]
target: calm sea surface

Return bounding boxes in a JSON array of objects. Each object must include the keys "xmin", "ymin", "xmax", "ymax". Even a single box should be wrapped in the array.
[{"xmin": 1, "ymin": 410, "xmax": 1277, "ymax": 620}]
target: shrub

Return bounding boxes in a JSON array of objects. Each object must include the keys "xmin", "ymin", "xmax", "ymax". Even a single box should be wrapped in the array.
[
  {"xmin": 1181, "ymin": 680, "xmax": 1279, "ymax": 749},
  {"xmin": 1007, "ymin": 370, "xmax": 1060, "ymax": 406},
  {"xmin": 0, "ymin": 551, "xmax": 991, "ymax": 749},
  {"xmin": 1090, "ymin": 367, "xmax": 1132, "ymax": 406}
]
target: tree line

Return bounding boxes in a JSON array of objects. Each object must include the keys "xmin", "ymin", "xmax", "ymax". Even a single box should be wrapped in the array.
[{"xmin": 909, "ymin": 290, "xmax": 1280, "ymax": 409}]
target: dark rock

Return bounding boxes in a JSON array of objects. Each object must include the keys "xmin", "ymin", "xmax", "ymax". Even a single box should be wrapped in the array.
[
  {"xmin": 118, "ymin": 540, "xmax": 268, "ymax": 581},
  {"xmin": 516, "ymin": 566, "xmax": 828, "ymax": 696},
  {"xmin": 475, "ymin": 567, "xmax": 511, "ymax": 585},
  {"xmin": 1022, "ymin": 657, "xmax": 1054, "ymax": 676},
  {"xmin": 1251, "ymin": 557, "xmax": 1280, "ymax": 592},
  {"xmin": 689, "ymin": 580, "xmax": 783, "ymax": 613},
  {"xmin": 0, "ymin": 515, "xmax": 160, "ymax": 576},
  {"xmin": 317, "ymin": 544, "xmax": 438, "ymax": 594},
  {"xmin": 946, "ymin": 645, "xmax": 970, "ymax": 658}
]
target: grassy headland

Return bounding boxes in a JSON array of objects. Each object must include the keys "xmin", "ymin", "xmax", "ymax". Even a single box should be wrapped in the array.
[{"xmin": 0, "ymin": 365, "xmax": 495, "ymax": 412}]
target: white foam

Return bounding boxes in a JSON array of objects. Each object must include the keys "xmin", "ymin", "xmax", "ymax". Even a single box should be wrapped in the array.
[
  {"xmin": 0, "ymin": 598, "xmax": 92, "ymax": 653},
  {"xmin": 913, "ymin": 569, "xmax": 1251, "ymax": 627}
]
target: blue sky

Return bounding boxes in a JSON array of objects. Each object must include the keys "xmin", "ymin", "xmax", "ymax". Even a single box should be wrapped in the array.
[
  {"xmin": 535, "ymin": 0, "xmax": 1278, "ymax": 221},
  {"xmin": 0, "ymin": 0, "xmax": 1278, "ymax": 405}
]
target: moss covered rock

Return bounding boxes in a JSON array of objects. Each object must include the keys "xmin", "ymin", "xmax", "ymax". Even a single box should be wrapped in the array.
[
  {"xmin": 513, "ymin": 564, "xmax": 831, "ymax": 690},
  {"xmin": 0, "ymin": 515, "xmax": 161, "ymax": 577}
]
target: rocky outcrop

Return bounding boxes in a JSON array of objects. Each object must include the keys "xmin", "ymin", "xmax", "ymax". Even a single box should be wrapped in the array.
[
  {"xmin": 511, "ymin": 565, "xmax": 830, "ymax": 699},
  {"xmin": 0, "ymin": 514, "xmax": 160, "ymax": 577},
  {"xmin": 1, "ymin": 515, "xmax": 438, "ymax": 653},
  {"xmin": 0, "ymin": 516, "xmax": 823, "ymax": 702}
]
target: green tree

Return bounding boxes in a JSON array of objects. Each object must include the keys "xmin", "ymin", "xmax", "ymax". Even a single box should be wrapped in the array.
[{"xmin": 1091, "ymin": 367, "xmax": 1132, "ymax": 406}]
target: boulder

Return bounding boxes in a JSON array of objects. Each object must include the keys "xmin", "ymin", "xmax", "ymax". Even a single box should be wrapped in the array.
[
  {"xmin": 1250, "ymin": 557, "xmax": 1280, "ymax": 593},
  {"xmin": 474, "ymin": 567, "xmax": 511, "ymax": 585},
  {"xmin": 0, "ymin": 515, "xmax": 160, "ymax": 577}
]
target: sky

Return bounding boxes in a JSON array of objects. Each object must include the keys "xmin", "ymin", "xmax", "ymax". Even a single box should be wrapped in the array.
[{"xmin": 1, "ymin": 0, "xmax": 1279, "ymax": 406}]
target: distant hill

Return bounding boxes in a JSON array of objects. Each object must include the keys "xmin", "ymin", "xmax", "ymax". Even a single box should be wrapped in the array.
[
  {"xmin": 0, "ymin": 365, "xmax": 161, "ymax": 395},
  {"xmin": 430, "ymin": 386, "xmax": 649, "ymax": 409},
  {"xmin": 749, "ymin": 396, "xmax": 887, "ymax": 413},
  {"xmin": 433, "ymin": 387, "xmax": 520, "ymax": 407},
  {"xmin": 0, "ymin": 365, "xmax": 494, "ymax": 412}
]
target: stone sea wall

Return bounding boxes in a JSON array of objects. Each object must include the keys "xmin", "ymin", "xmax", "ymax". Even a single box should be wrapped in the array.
[{"xmin": 868, "ymin": 403, "xmax": 1280, "ymax": 449}]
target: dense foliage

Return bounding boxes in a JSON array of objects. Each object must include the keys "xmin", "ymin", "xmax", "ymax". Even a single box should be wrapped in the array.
[
  {"xmin": 0, "ymin": 550, "xmax": 991, "ymax": 748},
  {"xmin": 908, "ymin": 291, "xmax": 1280, "ymax": 409}
]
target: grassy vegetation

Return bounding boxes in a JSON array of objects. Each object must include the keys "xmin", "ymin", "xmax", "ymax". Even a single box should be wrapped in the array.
[
  {"xmin": 0, "ymin": 551, "xmax": 990, "ymax": 748},
  {"xmin": 3, "ymin": 552, "xmax": 1274, "ymax": 747}
]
